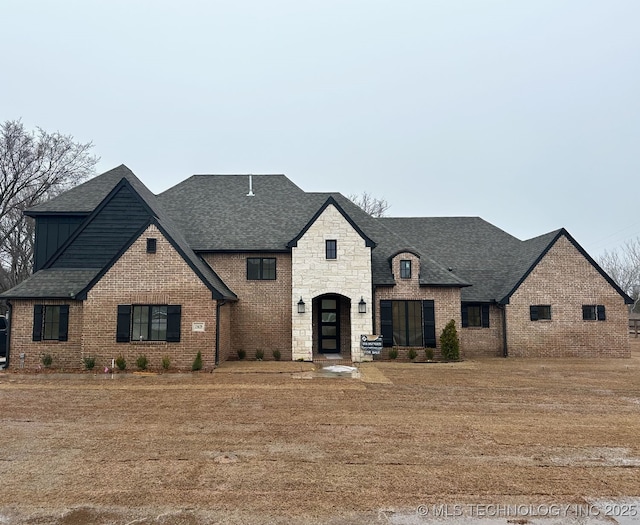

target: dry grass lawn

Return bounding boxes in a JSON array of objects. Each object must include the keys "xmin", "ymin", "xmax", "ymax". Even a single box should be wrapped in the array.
[{"xmin": 1, "ymin": 343, "xmax": 639, "ymax": 524}]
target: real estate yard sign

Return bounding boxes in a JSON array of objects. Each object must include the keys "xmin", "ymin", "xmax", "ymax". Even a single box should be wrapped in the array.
[{"xmin": 361, "ymin": 334, "xmax": 383, "ymax": 355}]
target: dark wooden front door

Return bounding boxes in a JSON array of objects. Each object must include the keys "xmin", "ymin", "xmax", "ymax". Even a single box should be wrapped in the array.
[{"xmin": 319, "ymin": 297, "xmax": 340, "ymax": 353}]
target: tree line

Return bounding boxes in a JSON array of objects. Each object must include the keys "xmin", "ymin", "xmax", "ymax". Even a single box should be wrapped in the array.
[{"xmin": 0, "ymin": 120, "xmax": 98, "ymax": 291}]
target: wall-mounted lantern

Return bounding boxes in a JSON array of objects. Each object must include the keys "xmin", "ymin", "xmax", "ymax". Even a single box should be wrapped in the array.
[
  {"xmin": 358, "ymin": 296, "xmax": 367, "ymax": 314},
  {"xmin": 297, "ymin": 297, "xmax": 306, "ymax": 314}
]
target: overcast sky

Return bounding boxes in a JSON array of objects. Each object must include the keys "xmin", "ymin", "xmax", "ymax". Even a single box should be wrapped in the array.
[{"xmin": 2, "ymin": 1, "xmax": 638, "ymax": 257}]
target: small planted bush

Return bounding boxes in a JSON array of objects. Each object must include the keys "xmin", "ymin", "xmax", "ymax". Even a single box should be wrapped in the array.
[
  {"xmin": 41, "ymin": 354, "xmax": 53, "ymax": 368},
  {"xmin": 237, "ymin": 349, "xmax": 246, "ymax": 360},
  {"xmin": 192, "ymin": 351, "xmax": 203, "ymax": 371},
  {"xmin": 425, "ymin": 348, "xmax": 435, "ymax": 361},
  {"xmin": 440, "ymin": 319, "xmax": 460, "ymax": 361},
  {"xmin": 388, "ymin": 348, "xmax": 398, "ymax": 360},
  {"xmin": 161, "ymin": 356, "xmax": 171, "ymax": 370},
  {"xmin": 408, "ymin": 348, "xmax": 418, "ymax": 360},
  {"xmin": 272, "ymin": 349, "xmax": 281, "ymax": 361},
  {"xmin": 136, "ymin": 355, "xmax": 148, "ymax": 370},
  {"xmin": 115, "ymin": 355, "xmax": 127, "ymax": 371},
  {"xmin": 255, "ymin": 349, "xmax": 264, "ymax": 361},
  {"xmin": 83, "ymin": 356, "xmax": 96, "ymax": 370}
]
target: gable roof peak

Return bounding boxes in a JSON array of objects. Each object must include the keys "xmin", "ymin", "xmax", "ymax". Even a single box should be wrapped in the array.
[
  {"xmin": 287, "ymin": 196, "xmax": 376, "ymax": 248},
  {"xmin": 26, "ymin": 164, "xmax": 149, "ymax": 216}
]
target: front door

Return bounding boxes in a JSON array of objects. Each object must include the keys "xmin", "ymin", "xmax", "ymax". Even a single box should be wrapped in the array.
[{"xmin": 319, "ymin": 297, "xmax": 340, "ymax": 353}]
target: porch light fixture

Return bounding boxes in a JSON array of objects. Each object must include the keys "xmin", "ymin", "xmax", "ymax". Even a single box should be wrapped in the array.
[
  {"xmin": 358, "ymin": 296, "xmax": 367, "ymax": 314},
  {"xmin": 297, "ymin": 297, "xmax": 305, "ymax": 314}
]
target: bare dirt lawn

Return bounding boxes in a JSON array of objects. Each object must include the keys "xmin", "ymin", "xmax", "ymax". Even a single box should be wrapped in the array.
[{"xmin": 1, "ymin": 343, "xmax": 640, "ymax": 524}]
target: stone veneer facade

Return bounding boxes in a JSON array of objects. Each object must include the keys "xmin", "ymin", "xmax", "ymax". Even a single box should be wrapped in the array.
[{"xmin": 291, "ymin": 204, "xmax": 373, "ymax": 362}]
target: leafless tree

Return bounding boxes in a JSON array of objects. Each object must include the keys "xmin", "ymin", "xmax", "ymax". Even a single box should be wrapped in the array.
[
  {"xmin": 0, "ymin": 120, "xmax": 98, "ymax": 291},
  {"xmin": 348, "ymin": 192, "xmax": 390, "ymax": 218},
  {"xmin": 598, "ymin": 238, "xmax": 640, "ymax": 311}
]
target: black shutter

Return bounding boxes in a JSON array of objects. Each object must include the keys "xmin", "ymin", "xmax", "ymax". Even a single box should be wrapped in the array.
[
  {"xmin": 58, "ymin": 305, "xmax": 69, "ymax": 341},
  {"xmin": 597, "ymin": 305, "xmax": 606, "ymax": 321},
  {"xmin": 530, "ymin": 305, "xmax": 539, "ymax": 321},
  {"xmin": 481, "ymin": 304, "xmax": 490, "ymax": 328},
  {"xmin": 166, "ymin": 305, "xmax": 181, "ymax": 342},
  {"xmin": 461, "ymin": 305, "xmax": 469, "ymax": 328},
  {"xmin": 380, "ymin": 300, "xmax": 393, "ymax": 347},
  {"xmin": 116, "ymin": 305, "xmax": 131, "ymax": 342},
  {"xmin": 423, "ymin": 300, "xmax": 436, "ymax": 348},
  {"xmin": 33, "ymin": 304, "xmax": 43, "ymax": 341}
]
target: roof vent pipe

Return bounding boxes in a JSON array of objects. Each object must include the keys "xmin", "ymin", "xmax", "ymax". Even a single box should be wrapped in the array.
[{"xmin": 246, "ymin": 174, "xmax": 255, "ymax": 197}]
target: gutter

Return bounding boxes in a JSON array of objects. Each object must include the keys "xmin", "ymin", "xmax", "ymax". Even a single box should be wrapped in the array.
[{"xmin": 215, "ymin": 299, "xmax": 227, "ymax": 367}]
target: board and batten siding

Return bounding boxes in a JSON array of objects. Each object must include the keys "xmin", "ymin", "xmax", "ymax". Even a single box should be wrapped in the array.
[
  {"xmin": 50, "ymin": 185, "xmax": 151, "ymax": 269},
  {"xmin": 33, "ymin": 215, "xmax": 87, "ymax": 271}
]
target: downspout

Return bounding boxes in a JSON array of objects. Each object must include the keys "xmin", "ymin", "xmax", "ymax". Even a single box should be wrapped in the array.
[
  {"xmin": 371, "ymin": 285, "xmax": 377, "ymax": 334},
  {"xmin": 215, "ymin": 299, "xmax": 227, "ymax": 367},
  {"xmin": 3, "ymin": 300, "xmax": 11, "ymax": 369},
  {"xmin": 498, "ymin": 303, "xmax": 508, "ymax": 357}
]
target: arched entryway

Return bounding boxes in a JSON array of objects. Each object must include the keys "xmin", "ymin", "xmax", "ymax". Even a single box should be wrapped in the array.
[{"xmin": 313, "ymin": 294, "xmax": 351, "ymax": 358}]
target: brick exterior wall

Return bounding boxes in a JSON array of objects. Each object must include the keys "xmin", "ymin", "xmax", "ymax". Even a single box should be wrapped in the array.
[
  {"xmin": 506, "ymin": 235, "xmax": 630, "ymax": 357},
  {"xmin": 8, "ymin": 299, "xmax": 84, "ymax": 369},
  {"xmin": 8, "ymin": 225, "xmax": 223, "ymax": 371},
  {"xmin": 7, "ymin": 222, "xmax": 630, "ymax": 369},
  {"xmin": 291, "ymin": 204, "xmax": 373, "ymax": 362},
  {"xmin": 83, "ymin": 225, "xmax": 219, "ymax": 370},
  {"xmin": 460, "ymin": 305, "xmax": 504, "ymax": 358},
  {"xmin": 203, "ymin": 252, "xmax": 292, "ymax": 360},
  {"xmin": 374, "ymin": 252, "xmax": 462, "ymax": 359}
]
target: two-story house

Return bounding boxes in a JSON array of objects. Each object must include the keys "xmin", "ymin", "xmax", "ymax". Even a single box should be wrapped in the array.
[{"xmin": 0, "ymin": 165, "xmax": 631, "ymax": 370}]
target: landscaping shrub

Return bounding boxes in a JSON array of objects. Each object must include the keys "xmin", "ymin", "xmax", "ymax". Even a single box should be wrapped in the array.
[
  {"xmin": 136, "ymin": 355, "xmax": 148, "ymax": 370},
  {"xmin": 115, "ymin": 355, "xmax": 126, "ymax": 371},
  {"xmin": 425, "ymin": 348, "xmax": 435, "ymax": 361},
  {"xmin": 161, "ymin": 356, "xmax": 171, "ymax": 370},
  {"xmin": 255, "ymin": 349, "xmax": 264, "ymax": 361},
  {"xmin": 440, "ymin": 319, "xmax": 460, "ymax": 361},
  {"xmin": 389, "ymin": 348, "xmax": 398, "ymax": 360},
  {"xmin": 272, "ymin": 349, "xmax": 281, "ymax": 361},
  {"xmin": 408, "ymin": 348, "xmax": 417, "ymax": 360},
  {"xmin": 192, "ymin": 351, "xmax": 203, "ymax": 371},
  {"xmin": 41, "ymin": 354, "xmax": 53, "ymax": 368},
  {"xmin": 83, "ymin": 356, "xmax": 96, "ymax": 370},
  {"xmin": 237, "ymin": 349, "xmax": 246, "ymax": 360}
]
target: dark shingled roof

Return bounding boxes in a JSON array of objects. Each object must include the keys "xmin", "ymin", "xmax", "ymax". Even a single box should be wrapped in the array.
[
  {"xmin": 26, "ymin": 165, "xmax": 148, "ymax": 215},
  {"xmin": 13, "ymin": 166, "xmax": 625, "ymax": 304},
  {"xmin": 158, "ymin": 174, "xmax": 315, "ymax": 251},
  {"xmin": 7, "ymin": 166, "xmax": 237, "ymax": 300},
  {"xmin": 157, "ymin": 177, "xmax": 469, "ymax": 287},
  {"xmin": 380, "ymin": 217, "xmax": 551, "ymax": 302},
  {"xmin": 0, "ymin": 269, "xmax": 101, "ymax": 298}
]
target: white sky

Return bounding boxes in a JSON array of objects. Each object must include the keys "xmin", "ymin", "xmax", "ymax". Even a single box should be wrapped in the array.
[{"xmin": 2, "ymin": 0, "xmax": 639, "ymax": 257}]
